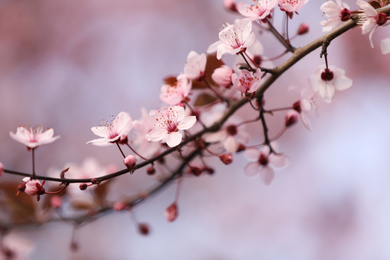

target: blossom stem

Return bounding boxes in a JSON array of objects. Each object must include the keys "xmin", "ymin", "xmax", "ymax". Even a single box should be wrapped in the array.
[
  {"xmin": 116, "ymin": 143, "xmax": 126, "ymax": 159},
  {"xmin": 45, "ymin": 184, "xmax": 68, "ymax": 195},
  {"xmin": 125, "ymin": 143, "xmax": 148, "ymax": 161},
  {"xmin": 174, "ymin": 177, "xmax": 183, "ymax": 203},
  {"xmin": 240, "ymin": 52, "xmax": 255, "ymax": 71},
  {"xmin": 31, "ymin": 148, "xmax": 36, "ymax": 179},
  {"xmin": 266, "ymin": 18, "xmax": 295, "ymax": 53}
]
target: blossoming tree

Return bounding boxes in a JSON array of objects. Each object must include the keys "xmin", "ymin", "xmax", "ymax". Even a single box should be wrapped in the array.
[{"xmin": 0, "ymin": 0, "xmax": 390, "ymax": 258}]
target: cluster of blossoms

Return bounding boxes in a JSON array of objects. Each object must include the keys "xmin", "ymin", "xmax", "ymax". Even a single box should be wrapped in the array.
[{"xmin": 0, "ymin": 0, "xmax": 389, "ymax": 250}]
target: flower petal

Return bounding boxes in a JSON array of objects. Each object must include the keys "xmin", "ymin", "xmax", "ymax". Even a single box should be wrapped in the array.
[
  {"xmin": 260, "ymin": 166, "xmax": 274, "ymax": 185},
  {"xmin": 166, "ymin": 132, "xmax": 182, "ymax": 147}
]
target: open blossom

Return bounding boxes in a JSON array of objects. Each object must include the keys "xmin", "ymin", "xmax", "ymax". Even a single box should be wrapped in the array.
[
  {"xmin": 320, "ymin": 0, "xmax": 351, "ymax": 32},
  {"xmin": 146, "ymin": 106, "xmax": 197, "ymax": 147},
  {"xmin": 357, "ymin": 0, "xmax": 389, "ymax": 48},
  {"xmin": 232, "ymin": 68, "xmax": 262, "ymax": 94},
  {"xmin": 207, "ymin": 19, "xmax": 256, "ymax": 60},
  {"xmin": 244, "ymin": 146, "xmax": 289, "ymax": 185},
  {"xmin": 87, "ymin": 112, "xmax": 132, "ymax": 146},
  {"xmin": 237, "ymin": 0, "xmax": 278, "ymax": 21},
  {"xmin": 290, "ymin": 87, "xmax": 317, "ymax": 130},
  {"xmin": 183, "ymin": 51, "xmax": 207, "ymax": 80},
  {"xmin": 278, "ymin": 0, "xmax": 310, "ymax": 13},
  {"xmin": 203, "ymin": 117, "xmax": 249, "ymax": 153},
  {"xmin": 308, "ymin": 65, "xmax": 352, "ymax": 103},
  {"xmin": 160, "ymin": 74, "xmax": 192, "ymax": 106},
  {"xmin": 381, "ymin": 33, "xmax": 390, "ymax": 54},
  {"xmin": 10, "ymin": 126, "xmax": 59, "ymax": 149}
]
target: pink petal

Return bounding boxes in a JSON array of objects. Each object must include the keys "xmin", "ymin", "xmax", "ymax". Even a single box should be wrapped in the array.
[
  {"xmin": 165, "ymin": 132, "xmax": 182, "ymax": 147},
  {"xmin": 260, "ymin": 166, "xmax": 274, "ymax": 185},
  {"xmin": 244, "ymin": 162, "xmax": 261, "ymax": 177},
  {"xmin": 177, "ymin": 116, "xmax": 196, "ymax": 130},
  {"xmin": 269, "ymin": 154, "xmax": 290, "ymax": 168},
  {"xmin": 145, "ymin": 128, "xmax": 167, "ymax": 142},
  {"xmin": 223, "ymin": 136, "xmax": 239, "ymax": 153},
  {"xmin": 244, "ymin": 148, "xmax": 261, "ymax": 160}
]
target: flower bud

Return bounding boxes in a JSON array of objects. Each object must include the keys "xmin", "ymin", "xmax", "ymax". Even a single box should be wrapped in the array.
[
  {"xmin": 165, "ymin": 203, "xmax": 178, "ymax": 222},
  {"xmin": 211, "ymin": 65, "xmax": 233, "ymax": 88},
  {"xmin": 285, "ymin": 110, "xmax": 299, "ymax": 127},
  {"xmin": 123, "ymin": 155, "xmax": 137, "ymax": 170},
  {"xmin": 79, "ymin": 183, "xmax": 88, "ymax": 190},
  {"xmin": 113, "ymin": 201, "xmax": 127, "ymax": 211},
  {"xmin": 138, "ymin": 223, "xmax": 150, "ymax": 235},
  {"xmin": 224, "ymin": 0, "xmax": 237, "ymax": 12},
  {"xmin": 146, "ymin": 166, "xmax": 156, "ymax": 175},
  {"xmin": 190, "ymin": 166, "xmax": 202, "ymax": 176},
  {"xmin": 0, "ymin": 162, "xmax": 4, "ymax": 177},
  {"xmin": 219, "ymin": 153, "xmax": 233, "ymax": 165},
  {"xmin": 297, "ymin": 23, "xmax": 309, "ymax": 35}
]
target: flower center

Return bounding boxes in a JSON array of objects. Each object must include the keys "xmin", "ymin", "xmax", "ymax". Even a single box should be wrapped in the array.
[
  {"xmin": 321, "ymin": 68, "xmax": 334, "ymax": 81},
  {"xmin": 340, "ymin": 8, "xmax": 351, "ymax": 22},
  {"xmin": 376, "ymin": 12, "xmax": 387, "ymax": 26},
  {"xmin": 226, "ymin": 125, "xmax": 238, "ymax": 136},
  {"xmin": 258, "ymin": 153, "xmax": 269, "ymax": 166}
]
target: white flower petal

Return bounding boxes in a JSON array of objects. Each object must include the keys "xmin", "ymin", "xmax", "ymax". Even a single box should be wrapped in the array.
[
  {"xmin": 177, "ymin": 116, "xmax": 196, "ymax": 130},
  {"xmin": 244, "ymin": 162, "xmax": 261, "ymax": 177},
  {"xmin": 260, "ymin": 166, "xmax": 274, "ymax": 185},
  {"xmin": 166, "ymin": 132, "xmax": 182, "ymax": 147}
]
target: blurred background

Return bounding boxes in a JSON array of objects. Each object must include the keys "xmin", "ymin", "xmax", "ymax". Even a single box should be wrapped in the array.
[{"xmin": 1, "ymin": 0, "xmax": 390, "ymax": 259}]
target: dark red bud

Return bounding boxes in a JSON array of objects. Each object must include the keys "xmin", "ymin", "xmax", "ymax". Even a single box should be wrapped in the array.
[
  {"xmin": 219, "ymin": 154, "xmax": 233, "ymax": 165},
  {"xmin": 138, "ymin": 223, "xmax": 150, "ymax": 235},
  {"xmin": 79, "ymin": 183, "xmax": 88, "ymax": 190},
  {"xmin": 146, "ymin": 166, "xmax": 156, "ymax": 175},
  {"xmin": 297, "ymin": 23, "xmax": 309, "ymax": 35}
]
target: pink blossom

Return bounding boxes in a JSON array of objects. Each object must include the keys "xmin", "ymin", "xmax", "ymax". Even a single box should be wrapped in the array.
[
  {"xmin": 10, "ymin": 126, "xmax": 59, "ymax": 149},
  {"xmin": 357, "ymin": 0, "xmax": 389, "ymax": 48},
  {"xmin": 244, "ymin": 146, "xmax": 289, "ymax": 185},
  {"xmin": 131, "ymin": 108, "xmax": 161, "ymax": 158},
  {"xmin": 381, "ymin": 34, "xmax": 390, "ymax": 54},
  {"xmin": 22, "ymin": 177, "xmax": 45, "ymax": 199},
  {"xmin": 308, "ymin": 65, "xmax": 352, "ymax": 103},
  {"xmin": 183, "ymin": 51, "xmax": 207, "ymax": 80},
  {"xmin": 87, "ymin": 112, "xmax": 132, "ymax": 146},
  {"xmin": 207, "ymin": 19, "xmax": 256, "ymax": 60},
  {"xmin": 123, "ymin": 154, "xmax": 137, "ymax": 170},
  {"xmin": 237, "ymin": 0, "xmax": 278, "ymax": 21},
  {"xmin": 278, "ymin": 0, "xmax": 310, "ymax": 13},
  {"xmin": 212, "ymin": 65, "xmax": 234, "ymax": 87},
  {"xmin": 146, "ymin": 106, "xmax": 197, "ymax": 147},
  {"xmin": 160, "ymin": 74, "xmax": 192, "ymax": 106},
  {"xmin": 203, "ymin": 120, "xmax": 249, "ymax": 153},
  {"xmin": 320, "ymin": 0, "xmax": 351, "ymax": 32},
  {"xmin": 290, "ymin": 86, "xmax": 317, "ymax": 130},
  {"xmin": 232, "ymin": 68, "xmax": 262, "ymax": 94}
]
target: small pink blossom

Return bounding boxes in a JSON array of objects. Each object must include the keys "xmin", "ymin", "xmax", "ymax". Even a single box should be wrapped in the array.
[
  {"xmin": 320, "ymin": 0, "xmax": 351, "ymax": 32},
  {"xmin": 87, "ymin": 112, "xmax": 132, "ymax": 146},
  {"xmin": 203, "ymin": 120, "xmax": 249, "ymax": 153},
  {"xmin": 160, "ymin": 74, "xmax": 192, "ymax": 106},
  {"xmin": 290, "ymin": 86, "xmax": 317, "ymax": 130},
  {"xmin": 381, "ymin": 33, "xmax": 390, "ymax": 54},
  {"xmin": 10, "ymin": 126, "xmax": 59, "ymax": 149},
  {"xmin": 21, "ymin": 177, "xmax": 45, "ymax": 200},
  {"xmin": 146, "ymin": 106, "xmax": 197, "ymax": 147},
  {"xmin": 244, "ymin": 146, "xmax": 289, "ymax": 185},
  {"xmin": 285, "ymin": 110, "xmax": 299, "ymax": 127},
  {"xmin": 278, "ymin": 0, "xmax": 310, "ymax": 13},
  {"xmin": 237, "ymin": 0, "xmax": 278, "ymax": 21},
  {"xmin": 232, "ymin": 68, "xmax": 262, "ymax": 94},
  {"xmin": 207, "ymin": 19, "xmax": 256, "ymax": 60},
  {"xmin": 212, "ymin": 65, "xmax": 234, "ymax": 87},
  {"xmin": 308, "ymin": 65, "xmax": 352, "ymax": 103},
  {"xmin": 183, "ymin": 51, "xmax": 207, "ymax": 80},
  {"xmin": 123, "ymin": 155, "xmax": 137, "ymax": 170},
  {"xmin": 357, "ymin": 0, "xmax": 389, "ymax": 48}
]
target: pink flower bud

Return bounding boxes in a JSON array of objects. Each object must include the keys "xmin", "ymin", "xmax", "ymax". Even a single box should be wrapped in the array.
[
  {"xmin": 123, "ymin": 155, "xmax": 137, "ymax": 170},
  {"xmin": 138, "ymin": 223, "xmax": 150, "ymax": 235},
  {"xmin": 0, "ymin": 162, "xmax": 4, "ymax": 177},
  {"xmin": 297, "ymin": 23, "xmax": 309, "ymax": 35},
  {"xmin": 285, "ymin": 110, "xmax": 299, "ymax": 127},
  {"xmin": 219, "ymin": 153, "xmax": 233, "ymax": 165},
  {"xmin": 146, "ymin": 166, "xmax": 156, "ymax": 175},
  {"xmin": 50, "ymin": 195, "xmax": 62, "ymax": 208},
  {"xmin": 224, "ymin": 0, "xmax": 237, "ymax": 12},
  {"xmin": 165, "ymin": 203, "xmax": 178, "ymax": 222},
  {"xmin": 113, "ymin": 201, "xmax": 127, "ymax": 211},
  {"xmin": 79, "ymin": 183, "xmax": 88, "ymax": 190},
  {"xmin": 211, "ymin": 65, "xmax": 233, "ymax": 88}
]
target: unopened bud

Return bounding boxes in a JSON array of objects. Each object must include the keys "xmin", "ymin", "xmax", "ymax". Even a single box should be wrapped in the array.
[
  {"xmin": 146, "ymin": 166, "xmax": 156, "ymax": 175},
  {"xmin": 138, "ymin": 223, "xmax": 150, "ymax": 235},
  {"xmin": 224, "ymin": 0, "xmax": 237, "ymax": 12},
  {"xmin": 0, "ymin": 162, "xmax": 4, "ymax": 177},
  {"xmin": 124, "ymin": 155, "xmax": 137, "ymax": 170},
  {"xmin": 165, "ymin": 203, "xmax": 178, "ymax": 222},
  {"xmin": 79, "ymin": 183, "xmax": 88, "ymax": 190},
  {"xmin": 118, "ymin": 135, "xmax": 128, "ymax": 145},
  {"xmin": 297, "ymin": 23, "xmax": 309, "ymax": 35},
  {"xmin": 204, "ymin": 167, "xmax": 215, "ymax": 175},
  {"xmin": 113, "ymin": 201, "xmax": 127, "ymax": 211},
  {"xmin": 237, "ymin": 143, "xmax": 246, "ymax": 152},
  {"xmin": 212, "ymin": 65, "xmax": 234, "ymax": 88},
  {"xmin": 190, "ymin": 167, "xmax": 202, "ymax": 176},
  {"xmin": 285, "ymin": 110, "xmax": 299, "ymax": 127},
  {"xmin": 219, "ymin": 153, "xmax": 233, "ymax": 165},
  {"xmin": 50, "ymin": 195, "xmax": 62, "ymax": 208}
]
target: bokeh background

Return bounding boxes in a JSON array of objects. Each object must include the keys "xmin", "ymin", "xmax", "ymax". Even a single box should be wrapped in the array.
[{"xmin": 1, "ymin": 0, "xmax": 390, "ymax": 259}]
